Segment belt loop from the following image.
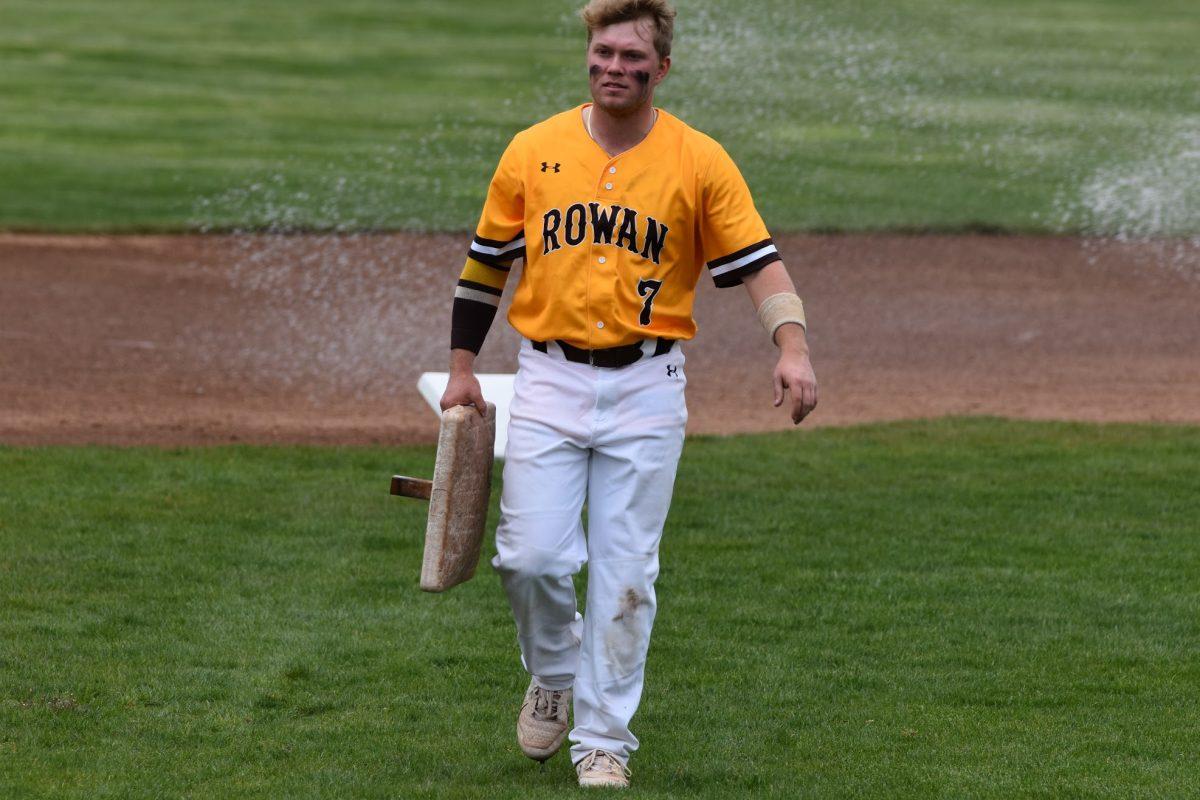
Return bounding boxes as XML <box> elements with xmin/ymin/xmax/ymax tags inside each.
<box><xmin>532</xmin><ymin>340</ymin><xmax>548</xmax><ymax>354</ymax></box>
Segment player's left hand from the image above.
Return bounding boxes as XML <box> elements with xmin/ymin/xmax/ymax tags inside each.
<box><xmin>773</xmin><ymin>349</ymin><xmax>818</xmax><ymax>424</ymax></box>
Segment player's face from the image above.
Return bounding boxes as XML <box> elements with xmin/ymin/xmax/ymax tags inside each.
<box><xmin>587</xmin><ymin>19</ymin><xmax>670</xmax><ymax>116</ymax></box>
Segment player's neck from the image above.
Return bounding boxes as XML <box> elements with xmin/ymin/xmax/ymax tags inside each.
<box><xmin>586</xmin><ymin>103</ymin><xmax>658</xmax><ymax>157</ymax></box>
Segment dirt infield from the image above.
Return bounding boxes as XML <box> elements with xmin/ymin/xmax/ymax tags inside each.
<box><xmin>1</xmin><ymin>232</ymin><xmax>1197</xmax><ymax>446</ymax></box>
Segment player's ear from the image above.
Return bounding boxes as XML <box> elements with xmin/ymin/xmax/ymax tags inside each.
<box><xmin>656</xmin><ymin>55</ymin><xmax>671</xmax><ymax>83</ymax></box>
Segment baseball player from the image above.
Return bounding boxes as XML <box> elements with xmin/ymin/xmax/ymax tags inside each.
<box><xmin>440</xmin><ymin>0</ymin><xmax>816</xmax><ymax>788</ymax></box>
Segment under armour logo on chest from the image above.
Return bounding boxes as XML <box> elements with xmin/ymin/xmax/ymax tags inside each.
<box><xmin>541</xmin><ymin>162</ymin><xmax>561</xmax><ymax>173</ymax></box>
<box><xmin>666</xmin><ymin>365</ymin><xmax>678</xmax><ymax>378</ymax></box>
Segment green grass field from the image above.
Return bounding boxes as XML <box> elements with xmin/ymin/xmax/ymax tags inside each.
<box><xmin>3</xmin><ymin>419</ymin><xmax>1198</xmax><ymax>798</ymax></box>
<box><xmin>1</xmin><ymin>0</ymin><xmax>1197</xmax><ymax>233</ymax></box>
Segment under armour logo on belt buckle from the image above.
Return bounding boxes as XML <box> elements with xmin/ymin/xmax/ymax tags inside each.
<box><xmin>540</xmin><ymin>162</ymin><xmax>561</xmax><ymax>173</ymax></box>
<box><xmin>666</xmin><ymin>364</ymin><xmax>678</xmax><ymax>378</ymax></box>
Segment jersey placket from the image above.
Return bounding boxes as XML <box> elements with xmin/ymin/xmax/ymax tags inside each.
<box><xmin>588</xmin><ymin>158</ymin><xmax>622</xmax><ymax>352</ymax></box>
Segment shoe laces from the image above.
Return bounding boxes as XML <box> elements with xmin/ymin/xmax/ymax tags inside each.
<box><xmin>578</xmin><ymin>749</ymin><xmax>631</xmax><ymax>778</ymax></box>
<box><xmin>532</xmin><ymin>686</ymin><xmax>566</xmax><ymax>721</ymax></box>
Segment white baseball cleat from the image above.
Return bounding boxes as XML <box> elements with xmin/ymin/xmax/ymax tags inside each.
<box><xmin>575</xmin><ymin>749</ymin><xmax>631</xmax><ymax>788</ymax></box>
<box><xmin>517</xmin><ymin>680</ymin><xmax>571</xmax><ymax>761</ymax></box>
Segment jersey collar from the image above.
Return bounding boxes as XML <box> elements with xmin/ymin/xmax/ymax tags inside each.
<box><xmin>579</xmin><ymin>103</ymin><xmax>664</xmax><ymax>162</ymax></box>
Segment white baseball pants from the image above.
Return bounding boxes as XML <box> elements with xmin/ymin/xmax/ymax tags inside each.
<box><xmin>492</xmin><ymin>339</ymin><xmax>687</xmax><ymax>766</ymax></box>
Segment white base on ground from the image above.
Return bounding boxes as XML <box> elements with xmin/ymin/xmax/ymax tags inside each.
<box><xmin>417</xmin><ymin>372</ymin><xmax>516</xmax><ymax>459</ymax></box>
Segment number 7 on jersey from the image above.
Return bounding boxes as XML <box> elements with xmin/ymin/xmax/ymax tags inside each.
<box><xmin>637</xmin><ymin>278</ymin><xmax>663</xmax><ymax>326</ymax></box>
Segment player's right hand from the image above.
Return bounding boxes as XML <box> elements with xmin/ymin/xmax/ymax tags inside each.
<box><xmin>440</xmin><ymin>372</ymin><xmax>487</xmax><ymax>415</ymax></box>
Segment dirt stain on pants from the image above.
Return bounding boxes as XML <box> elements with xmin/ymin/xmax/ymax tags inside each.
<box><xmin>603</xmin><ymin>588</ymin><xmax>650</xmax><ymax>677</ymax></box>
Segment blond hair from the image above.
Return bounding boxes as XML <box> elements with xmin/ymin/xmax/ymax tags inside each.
<box><xmin>579</xmin><ymin>0</ymin><xmax>676</xmax><ymax>60</ymax></box>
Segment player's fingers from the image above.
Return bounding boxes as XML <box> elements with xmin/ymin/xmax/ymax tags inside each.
<box><xmin>799</xmin><ymin>382</ymin><xmax>816</xmax><ymax>423</ymax></box>
<box><xmin>440</xmin><ymin>380</ymin><xmax>470</xmax><ymax>411</ymax></box>
<box><xmin>773</xmin><ymin>370</ymin><xmax>784</xmax><ymax>407</ymax></box>
<box><xmin>791</xmin><ymin>378</ymin><xmax>818</xmax><ymax>424</ymax></box>
<box><xmin>470</xmin><ymin>386</ymin><xmax>487</xmax><ymax>415</ymax></box>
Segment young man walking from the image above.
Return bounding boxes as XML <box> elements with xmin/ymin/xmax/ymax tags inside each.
<box><xmin>440</xmin><ymin>0</ymin><xmax>817</xmax><ymax>788</ymax></box>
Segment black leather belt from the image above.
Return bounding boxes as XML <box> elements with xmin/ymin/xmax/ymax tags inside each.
<box><xmin>531</xmin><ymin>337</ymin><xmax>675</xmax><ymax>368</ymax></box>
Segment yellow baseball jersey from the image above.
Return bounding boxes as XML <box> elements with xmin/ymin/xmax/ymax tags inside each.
<box><xmin>451</xmin><ymin>104</ymin><xmax>781</xmax><ymax>353</ymax></box>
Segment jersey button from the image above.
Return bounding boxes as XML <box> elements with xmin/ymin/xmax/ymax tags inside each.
<box><xmin>596</xmin><ymin>321</ymin><xmax>605</xmax><ymax>329</ymax></box>
<box><xmin>598</xmin><ymin>256</ymin><xmax>607</xmax><ymax>264</ymax></box>
<box><xmin>609</xmin><ymin>166</ymin><xmax>617</xmax><ymax>174</ymax></box>
<box><xmin>604</xmin><ymin>182</ymin><xmax>613</xmax><ymax>190</ymax></box>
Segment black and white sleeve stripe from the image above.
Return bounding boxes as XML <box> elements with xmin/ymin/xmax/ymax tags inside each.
<box><xmin>451</xmin><ymin>231</ymin><xmax>523</xmax><ymax>352</ymax></box>
<box><xmin>706</xmin><ymin>238</ymin><xmax>781</xmax><ymax>288</ymax></box>
<box><xmin>454</xmin><ymin>279</ymin><xmax>503</xmax><ymax>307</ymax></box>
<box><xmin>468</xmin><ymin>231</ymin><xmax>526</xmax><ymax>270</ymax></box>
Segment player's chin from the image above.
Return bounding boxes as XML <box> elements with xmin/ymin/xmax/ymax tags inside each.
<box><xmin>592</xmin><ymin>93</ymin><xmax>640</xmax><ymax>115</ymax></box>
<box><xmin>591</xmin><ymin>88</ymin><xmax>622</xmax><ymax>105</ymax></box>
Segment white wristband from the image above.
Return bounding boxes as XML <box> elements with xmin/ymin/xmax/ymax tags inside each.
<box><xmin>757</xmin><ymin>292</ymin><xmax>806</xmax><ymax>342</ymax></box>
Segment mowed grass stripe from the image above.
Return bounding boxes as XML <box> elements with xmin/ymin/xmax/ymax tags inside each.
<box><xmin>1</xmin><ymin>419</ymin><xmax>1198</xmax><ymax>798</ymax></box>
<box><xmin>1</xmin><ymin>1</ymin><xmax>1196</xmax><ymax>232</ymax></box>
